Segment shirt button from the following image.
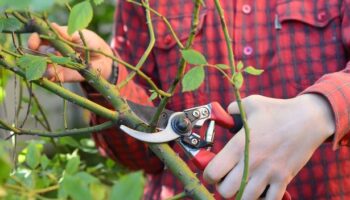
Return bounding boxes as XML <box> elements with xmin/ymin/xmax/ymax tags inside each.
<box><xmin>242</xmin><ymin>4</ymin><xmax>252</xmax><ymax>14</ymax></box>
<box><xmin>317</xmin><ymin>11</ymin><xmax>327</xmax><ymax>21</ymax></box>
<box><xmin>243</xmin><ymin>46</ymin><xmax>253</xmax><ymax>56</ymax></box>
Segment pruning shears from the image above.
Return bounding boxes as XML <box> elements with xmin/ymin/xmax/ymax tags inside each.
<box><xmin>121</xmin><ymin>101</ymin><xmax>243</xmax><ymax>170</ymax></box>
<box><xmin>120</xmin><ymin>100</ymin><xmax>292</xmax><ymax>200</ymax></box>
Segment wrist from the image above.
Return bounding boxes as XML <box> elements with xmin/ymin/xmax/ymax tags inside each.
<box><xmin>297</xmin><ymin>94</ymin><xmax>335</xmax><ymax>138</ymax></box>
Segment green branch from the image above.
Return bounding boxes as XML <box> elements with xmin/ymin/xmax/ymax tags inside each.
<box><xmin>213</xmin><ymin>1</ymin><xmax>251</xmax><ymax>199</ymax></box>
<box><xmin>127</xmin><ymin>0</ymin><xmax>184</xmax><ymax>49</ymax></box>
<box><xmin>3</xmin><ymin>11</ymin><xmax>214</xmax><ymax>200</ymax></box>
<box><xmin>149</xmin><ymin>0</ymin><xmax>202</xmax><ymax>128</ymax></box>
<box><xmin>38</xmin><ymin>33</ymin><xmax>171</xmax><ymax>97</ymax></box>
<box><xmin>0</xmin><ymin>120</ymin><xmax>114</xmax><ymax>138</ymax></box>
<box><xmin>117</xmin><ymin>0</ymin><xmax>156</xmax><ymax>89</ymax></box>
<box><xmin>0</xmin><ymin>58</ymin><xmax>117</xmax><ymax>120</ymax></box>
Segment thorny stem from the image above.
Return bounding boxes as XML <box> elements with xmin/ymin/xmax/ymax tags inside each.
<box><xmin>117</xmin><ymin>0</ymin><xmax>156</xmax><ymax>89</ymax></box>
<box><xmin>127</xmin><ymin>0</ymin><xmax>185</xmax><ymax>49</ymax></box>
<box><xmin>0</xmin><ymin>58</ymin><xmax>117</xmax><ymax>121</ymax></box>
<box><xmin>165</xmin><ymin>192</ymin><xmax>188</xmax><ymax>200</ymax></box>
<box><xmin>15</xmin><ymin>79</ymin><xmax>23</xmax><ymax>124</ymax></box>
<box><xmin>0</xmin><ymin>120</ymin><xmax>114</xmax><ymax>138</ymax></box>
<box><xmin>1</xmin><ymin>11</ymin><xmax>213</xmax><ymax>200</ymax></box>
<box><xmin>214</xmin><ymin>0</ymin><xmax>251</xmax><ymax>199</ymax></box>
<box><xmin>32</xmin><ymin>184</ymin><xmax>59</xmax><ymax>194</ymax></box>
<box><xmin>149</xmin><ymin>0</ymin><xmax>202</xmax><ymax>128</ymax></box>
<box><xmin>65</xmin><ymin>2</ymin><xmax>90</xmax><ymax>65</ymax></box>
<box><xmin>52</xmin><ymin>64</ymin><xmax>68</xmax><ymax>129</ymax></box>
<box><xmin>78</xmin><ymin>31</ymin><xmax>90</xmax><ymax>65</ymax></box>
<box><xmin>23</xmin><ymin>81</ymin><xmax>52</xmax><ymax>130</ymax></box>
<box><xmin>4</xmin><ymin>183</ymin><xmax>59</xmax><ymax>195</ymax></box>
<box><xmin>38</xmin><ymin>34</ymin><xmax>171</xmax><ymax>97</ymax></box>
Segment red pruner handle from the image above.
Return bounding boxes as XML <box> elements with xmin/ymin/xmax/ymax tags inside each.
<box><xmin>191</xmin><ymin>149</ymin><xmax>216</xmax><ymax>171</ymax></box>
<box><xmin>210</xmin><ymin>102</ymin><xmax>243</xmax><ymax>133</ymax></box>
<box><xmin>283</xmin><ymin>191</ymin><xmax>292</xmax><ymax>200</ymax></box>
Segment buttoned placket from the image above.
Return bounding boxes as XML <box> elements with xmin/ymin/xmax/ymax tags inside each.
<box><xmin>233</xmin><ymin>1</ymin><xmax>255</xmax><ymax>61</ymax></box>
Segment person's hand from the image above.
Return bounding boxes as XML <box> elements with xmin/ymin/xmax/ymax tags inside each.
<box><xmin>203</xmin><ymin>94</ymin><xmax>335</xmax><ymax>199</ymax></box>
<box><xmin>28</xmin><ymin>23</ymin><xmax>113</xmax><ymax>82</ymax></box>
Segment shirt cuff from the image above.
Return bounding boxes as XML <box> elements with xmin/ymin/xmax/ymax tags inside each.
<box><xmin>301</xmin><ymin>71</ymin><xmax>350</xmax><ymax>150</ymax></box>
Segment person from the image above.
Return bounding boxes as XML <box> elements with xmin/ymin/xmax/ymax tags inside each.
<box><xmin>28</xmin><ymin>0</ymin><xmax>350</xmax><ymax>199</ymax></box>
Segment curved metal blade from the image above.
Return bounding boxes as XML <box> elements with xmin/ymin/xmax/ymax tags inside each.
<box><xmin>120</xmin><ymin>125</ymin><xmax>179</xmax><ymax>143</ymax></box>
<box><xmin>127</xmin><ymin>100</ymin><xmax>174</xmax><ymax>129</ymax></box>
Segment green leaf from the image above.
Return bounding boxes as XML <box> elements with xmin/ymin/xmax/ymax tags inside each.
<box><xmin>182</xmin><ymin>66</ymin><xmax>205</xmax><ymax>92</ymax></box>
<box><xmin>232</xmin><ymin>72</ymin><xmax>244</xmax><ymax>89</ymax></box>
<box><xmin>65</xmin><ymin>156</ymin><xmax>80</xmax><ymax>174</ymax></box>
<box><xmin>54</xmin><ymin>0</ymin><xmax>73</xmax><ymax>6</ymax></box>
<box><xmin>68</xmin><ymin>1</ymin><xmax>93</xmax><ymax>35</ymax></box>
<box><xmin>180</xmin><ymin>49</ymin><xmax>207</xmax><ymax>65</ymax></box>
<box><xmin>0</xmin><ymin>17</ymin><xmax>22</xmax><ymax>32</ymax></box>
<box><xmin>61</xmin><ymin>174</ymin><xmax>92</xmax><ymax>200</ymax></box>
<box><xmin>93</xmin><ymin>0</ymin><xmax>104</xmax><ymax>5</ymax></box>
<box><xmin>237</xmin><ymin>60</ymin><xmax>244</xmax><ymax>71</ymax></box>
<box><xmin>148</xmin><ymin>92</ymin><xmax>158</xmax><ymax>101</ymax></box>
<box><xmin>49</xmin><ymin>55</ymin><xmax>73</xmax><ymax>65</ymax></box>
<box><xmin>0</xmin><ymin>87</ymin><xmax>6</xmax><ymax>103</ymax></box>
<box><xmin>90</xmin><ymin>183</ymin><xmax>107</xmax><ymax>200</ymax></box>
<box><xmin>216</xmin><ymin>64</ymin><xmax>230</xmax><ymax>70</ymax></box>
<box><xmin>13</xmin><ymin>168</ymin><xmax>35</xmax><ymax>189</ymax></box>
<box><xmin>40</xmin><ymin>155</ymin><xmax>50</xmax><ymax>170</ymax></box>
<box><xmin>0</xmin><ymin>142</ymin><xmax>12</xmax><ymax>183</ymax></box>
<box><xmin>17</xmin><ymin>55</ymin><xmax>47</xmax><ymax>81</ymax></box>
<box><xmin>109</xmin><ymin>171</ymin><xmax>145</xmax><ymax>200</ymax></box>
<box><xmin>58</xmin><ymin>137</ymin><xmax>80</xmax><ymax>148</ymax></box>
<box><xmin>0</xmin><ymin>0</ymin><xmax>31</xmax><ymax>10</ymax></box>
<box><xmin>26</xmin><ymin>141</ymin><xmax>42</xmax><ymax>169</ymax></box>
<box><xmin>244</xmin><ymin>66</ymin><xmax>264</xmax><ymax>76</ymax></box>
<box><xmin>30</xmin><ymin>0</ymin><xmax>55</xmax><ymax>11</ymax></box>
<box><xmin>75</xmin><ymin>172</ymin><xmax>99</xmax><ymax>184</ymax></box>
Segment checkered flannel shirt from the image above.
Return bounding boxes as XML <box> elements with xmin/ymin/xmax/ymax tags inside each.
<box><xmin>83</xmin><ymin>0</ymin><xmax>350</xmax><ymax>199</ymax></box>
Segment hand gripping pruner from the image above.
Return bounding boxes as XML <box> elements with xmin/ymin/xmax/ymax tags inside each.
<box><xmin>120</xmin><ymin>101</ymin><xmax>292</xmax><ymax>200</ymax></box>
<box><xmin>120</xmin><ymin>101</ymin><xmax>243</xmax><ymax>171</ymax></box>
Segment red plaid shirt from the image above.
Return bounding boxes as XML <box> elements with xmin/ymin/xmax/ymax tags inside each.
<box><xmin>85</xmin><ymin>0</ymin><xmax>350</xmax><ymax>199</ymax></box>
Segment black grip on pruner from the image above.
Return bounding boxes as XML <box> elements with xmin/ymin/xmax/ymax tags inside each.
<box><xmin>229</xmin><ymin>114</ymin><xmax>243</xmax><ymax>133</ymax></box>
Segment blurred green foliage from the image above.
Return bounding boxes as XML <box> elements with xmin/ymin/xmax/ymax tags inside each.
<box><xmin>0</xmin><ymin>0</ymin><xmax>147</xmax><ymax>199</ymax></box>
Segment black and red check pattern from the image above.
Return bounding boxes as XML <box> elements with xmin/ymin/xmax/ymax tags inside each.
<box><xmin>85</xmin><ymin>0</ymin><xmax>350</xmax><ymax>199</ymax></box>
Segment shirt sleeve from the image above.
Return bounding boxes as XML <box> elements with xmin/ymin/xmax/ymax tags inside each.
<box><xmin>80</xmin><ymin>0</ymin><xmax>164</xmax><ymax>174</ymax></box>
<box><xmin>302</xmin><ymin>0</ymin><xmax>350</xmax><ymax>149</ymax></box>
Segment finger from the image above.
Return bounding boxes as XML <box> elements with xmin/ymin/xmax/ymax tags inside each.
<box><xmin>28</xmin><ymin>33</ymin><xmax>41</xmax><ymax>50</ymax></box>
<box><xmin>45</xmin><ymin>65</ymin><xmax>84</xmax><ymax>82</ymax></box>
<box><xmin>265</xmin><ymin>182</ymin><xmax>287</xmax><ymax>200</ymax></box>
<box><xmin>204</xmin><ymin>130</ymin><xmax>244</xmax><ymax>184</ymax></box>
<box><xmin>60</xmin><ymin>68</ymin><xmax>84</xmax><ymax>82</ymax></box>
<box><xmin>51</xmin><ymin>23</ymin><xmax>73</xmax><ymax>41</ymax></box>
<box><xmin>216</xmin><ymin>159</ymin><xmax>244</xmax><ymax>199</ymax></box>
<box><xmin>241</xmin><ymin>172</ymin><xmax>269</xmax><ymax>200</ymax></box>
<box><xmin>45</xmin><ymin>65</ymin><xmax>62</xmax><ymax>82</ymax></box>
<box><xmin>38</xmin><ymin>45</ymin><xmax>56</xmax><ymax>55</ymax></box>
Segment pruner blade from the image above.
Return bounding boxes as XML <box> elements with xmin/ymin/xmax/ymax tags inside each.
<box><xmin>120</xmin><ymin>112</ymin><xmax>189</xmax><ymax>143</ymax></box>
<box><xmin>120</xmin><ymin>125</ymin><xmax>180</xmax><ymax>143</ymax></box>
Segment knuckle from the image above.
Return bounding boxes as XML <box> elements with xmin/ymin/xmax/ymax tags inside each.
<box><xmin>267</xmin><ymin>164</ymin><xmax>291</xmax><ymax>183</ymax></box>
<box><xmin>243</xmin><ymin>95</ymin><xmax>263</xmax><ymax>111</ymax></box>
<box><xmin>217</xmin><ymin>185</ymin><xmax>234</xmax><ymax>199</ymax></box>
<box><xmin>203</xmin><ymin>168</ymin><xmax>221</xmax><ymax>184</ymax></box>
<box><xmin>242</xmin><ymin>190</ymin><xmax>255</xmax><ymax>200</ymax></box>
